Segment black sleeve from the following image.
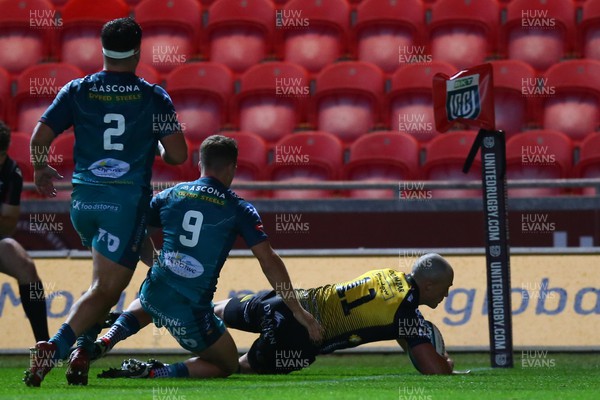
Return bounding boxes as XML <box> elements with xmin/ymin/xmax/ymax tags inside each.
<box><xmin>5</xmin><ymin>163</ymin><xmax>23</xmax><ymax>206</ymax></box>
<box><xmin>395</xmin><ymin>292</ymin><xmax>431</xmax><ymax>348</ymax></box>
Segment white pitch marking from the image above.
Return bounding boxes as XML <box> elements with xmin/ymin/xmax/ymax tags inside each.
<box><xmin>236</xmin><ymin>374</ymin><xmax>402</xmax><ymax>388</ymax></box>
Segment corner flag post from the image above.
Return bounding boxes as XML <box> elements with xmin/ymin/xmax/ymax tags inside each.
<box><xmin>433</xmin><ymin>64</ymin><xmax>514</xmax><ymax>367</ymax></box>
<box><xmin>463</xmin><ymin>129</ymin><xmax>514</xmax><ymax>368</ymax></box>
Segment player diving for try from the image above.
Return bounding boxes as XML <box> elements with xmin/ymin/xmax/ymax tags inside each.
<box><xmin>91</xmin><ymin>135</ymin><xmax>321</xmax><ymax>380</ymax></box>
<box><xmin>95</xmin><ymin>252</ymin><xmax>456</xmax><ymax>376</ymax></box>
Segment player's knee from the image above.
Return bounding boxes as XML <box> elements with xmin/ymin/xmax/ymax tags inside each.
<box><xmin>0</xmin><ymin>238</ymin><xmax>18</xmax><ymax>259</ymax></box>
<box><xmin>211</xmin><ymin>347</ymin><xmax>240</xmax><ymax>377</ymax></box>
<box><xmin>20</xmin><ymin>257</ymin><xmax>38</xmax><ymax>282</ymax></box>
<box><xmin>0</xmin><ymin>239</ymin><xmax>38</xmax><ymax>282</ymax></box>
<box><xmin>219</xmin><ymin>360</ymin><xmax>239</xmax><ymax>377</ymax></box>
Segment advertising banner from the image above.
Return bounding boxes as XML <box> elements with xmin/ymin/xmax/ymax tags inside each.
<box><xmin>0</xmin><ymin>254</ymin><xmax>598</xmax><ymax>352</ymax></box>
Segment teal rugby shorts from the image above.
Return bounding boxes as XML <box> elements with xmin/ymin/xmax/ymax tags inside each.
<box><xmin>70</xmin><ymin>184</ymin><xmax>150</xmax><ymax>269</ymax></box>
<box><xmin>138</xmin><ymin>274</ymin><xmax>226</xmax><ymax>353</ymax></box>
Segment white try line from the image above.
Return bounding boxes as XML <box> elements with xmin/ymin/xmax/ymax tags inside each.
<box><xmin>235</xmin><ymin>374</ymin><xmax>401</xmax><ymax>388</ymax></box>
<box><xmin>466</xmin><ymin>367</ymin><xmax>494</xmax><ymax>373</ymax></box>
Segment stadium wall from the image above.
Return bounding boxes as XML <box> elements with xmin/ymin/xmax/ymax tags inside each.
<box><xmin>0</xmin><ymin>252</ymin><xmax>598</xmax><ymax>353</ymax></box>
<box><xmin>15</xmin><ymin>196</ymin><xmax>600</xmax><ymax>250</ymax></box>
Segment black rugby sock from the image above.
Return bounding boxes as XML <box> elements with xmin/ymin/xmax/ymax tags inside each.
<box><xmin>19</xmin><ymin>281</ymin><xmax>50</xmax><ymax>342</ymax></box>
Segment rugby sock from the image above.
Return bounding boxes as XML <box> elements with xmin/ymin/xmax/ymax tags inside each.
<box><xmin>49</xmin><ymin>323</ymin><xmax>77</xmax><ymax>360</ymax></box>
<box><xmin>19</xmin><ymin>282</ymin><xmax>50</xmax><ymax>342</ymax></box>
<box><xmin>100</xmin><ymin>311</ymin><xmax>141</xmax><ymax>350</ymax></box>
<box><xmin>76</xmin><ymin>323</ymin><xmax>102</xmax><ymax>354</ymax></box>
<box><xmin>149</xmin><ymin>362</ymin><xmax>189</xmax><ymax>378</ymax></box>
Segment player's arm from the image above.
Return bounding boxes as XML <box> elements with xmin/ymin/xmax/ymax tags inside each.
<box><xmin>408</xmin><ymin>343</ymin><xmax>453</xmax><ymax>375</ymax></box>
<box><xmin>154</xmin><ymin>85</ymin><xmax>188</xmax><ymax>165</ymax></box>
<box><xmin>250</xmin><ymin>240</ymin><xmax>323</xmax><ymax>342</ymax></box>
<box><xmin>30</xmin><ymin>122</ymin><xmax>63</xmax><ymax>197</ymax></box>
<box><xmin>397</xmin><ymin>338</ymin><xmax>409</xmax><ymax>353</ymax></box>
<box><xmin>140</xmin><ymin>191</ymin><xmax>167</xmax><ymax>267</ymax></box>
<box><xmin>158</xmin><ymin>133</ymin><xmax>187</xmax><ymax>165</ymax></box>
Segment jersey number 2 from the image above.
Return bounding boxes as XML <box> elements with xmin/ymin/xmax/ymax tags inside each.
<box><xmin>179</xmin><ymin>210</ymin><xmax>203</xmax><ymax>247</ymax></box>
<box><xmin>103</xmin><ymin>113</ymin><xmax>125</xmax><ymax>150</ymax></box>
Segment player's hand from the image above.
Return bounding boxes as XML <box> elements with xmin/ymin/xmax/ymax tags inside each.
<box><xmin>444</xmin><ymin>352</ymin><xmax>454</xmax><ymax>371</ymax></box>
<box><xmin>34</xmin><ymin>165</ymin><xmax>63</xmax><ymax>197</ymax></box>
<box><xmin>293</xmin><ymin>308</ymin><xmax>324</xmax><ymax>344</ymax></box>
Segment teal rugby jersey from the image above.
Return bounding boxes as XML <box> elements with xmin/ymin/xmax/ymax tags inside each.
<box><xmin>147</xmin><ymin>177</ymin><xmax>268</xmax><ymax>305</ymax></box>
<box><xmin>40</xmin><ymin>70</ymin><xmax>180</xmax><ymax>188</ymax></box>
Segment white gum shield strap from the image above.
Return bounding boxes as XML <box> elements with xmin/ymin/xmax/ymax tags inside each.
<box><xmin>102</xmin><ymin>48</ymin><xmax>139</xmax><ymax>59</ymax></box>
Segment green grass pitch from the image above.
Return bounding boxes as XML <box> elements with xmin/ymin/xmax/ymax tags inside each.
<box><xmin>0</xmin><ymin>353</ymin><xmax>598</xmax><ymax>400</ymax></box>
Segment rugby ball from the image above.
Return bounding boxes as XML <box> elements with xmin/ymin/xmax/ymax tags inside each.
<box><xmin>408</xmin><ymin>320</ymin><xmax>445</xmax><ymax>371</ymax></box>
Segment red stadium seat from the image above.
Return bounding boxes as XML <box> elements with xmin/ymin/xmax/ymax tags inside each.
<box><xmin>206</xmin><ymin>0</ymin><xmax>274</xmax><ymax>74</ymax></box>
<box><xmin>165</xmin><ymin>62</ymin><xmax>234</xmax><ymax>144</ymax></box>
<box><xmin>490</xmin><ymin>60</ymin><xmax>538</xmax><ymax>137</ymax></box>
<box><xmin>0</xmin><ymin>67</ymin><xmax>11</xmax><ymax>122</ymax></box>
<box><xmin>387</xmin><ymin>61</ymin><xmax>456</xmax><ymax>143</ymax></box>
<box><xmin>575</xmin><ymin>132</ymin><xmax>600</xmax><ymax>195</ymax></box>
<box><xmin>428</xmin><ymin>0</ymin><xmax>499</xmax><ymax>70</ymax></box>
<box><xmin>506</xmin><ymin>130</ymin><xmax>573</xmax><ymax>197</ymax></box>
<box><xmin>231</xmin><ymin>62</ymin><xmax>309</xmax><ymax>144</ymax></box>
<box><xmin>542</xmin><ymin>60</ymin><xmax>600</xmax><ymax>142</ymax></box>
<box><xmin>0</xmin><ymin>0</ymin><xmax>55</xmax><ymax>74</ymax></box>
<box><xmin>311</xmin><ymin>61</ymin><xmax>384</xmax><ymax>143</ymax></box>
<box><xmin>135</xmin><ymin>62</ymin><xmax>161</xmax><ymax>84</ymax></box>
<box><xmin>343</xmin><ymin>131</ymin><xmax>420</xmax><ymax>199</ymax></box>
<box><xmin>279</xmin><ymin>0</ymin><xmax>350</xmax><ymax>75</ymax></box>
<box><xmin>6</xmin><ymin>131</ymin><xmax>34</xmax><ymax>182</ymax></box>
<box><xmin>502</xmin><ymin>0</ymin><xmax>575</xmax><ymax>72</ymax></box>
<box><xmin>134</xmin><ymin>0</ymin><xmax>202</xmax><ymax>76</ymax></box>
<box><xmin>152</xmin><ymin>155</ymin><xmax>187</xmax><ymax>182</ymax></box>
<box><xmin>58</xmin><ymin>0</ymin><xmax>130</xmax><ymax>74</ymax></box>
<box><xmin>270</xmin><ymin>131</ymin><xmax>343</xmax><ymax>199</ymax></box>
<box><xmin>581</xmin><ymin>0</ymin><xmax>600</xmax><ymax>60</ymax></box>
<box><xmin>12</xmin><ymin>63</ymin><xmax>84</xmax><ymax>135</ymax></box>
<box><xmin>354</xmin><ymin>0</ymin><xmax>425</xmax><ymax>75</ymax></box>
<box><xmin>222</xmin><ymin>130</ymin><xmax>268</xmax><ymax>199</ymax></box>
<box><xmin>423</xmin><ymin>130</ymin><xmax>481</xmax><ymax>198</ymax></box>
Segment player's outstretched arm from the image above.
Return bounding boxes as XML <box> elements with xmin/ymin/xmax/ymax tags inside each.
<box><xmin>30</xmin><ymin>122</ymin><xmax>63</xmax><ymax>197</ymax></box>
<box><xmin>158</xmin><ymin>132</ymin><xmax>187</xmax><ymax>165</ymax></box>
<box><xmin>251</xmin><ymin>241</ymin><xmax>323</xmax><ymax>343</ymax></box>
<box><xmin>409</xmin><ymin>343</ymin><xmax>453</xmax><ymax>375</ymax></box>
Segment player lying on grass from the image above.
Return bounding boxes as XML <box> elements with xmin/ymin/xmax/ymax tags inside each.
<box><xmin>90</xmin><ymin>135</ymin><xmax>321</xmax><ymax>380</ymax></box>
<box><xmin>95</xmin><ymin>253</ymin><xmax>455</xmax><ymax>377</ymax></box>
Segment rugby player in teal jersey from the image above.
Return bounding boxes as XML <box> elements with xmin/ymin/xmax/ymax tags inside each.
<box><xmin>24</xmin><ymin>18</ymin><xmax>188</xmax><ymax>387</ymax></box>
<box><xmin>95</xmin><ymin>135</ymin><xmax>322</xmax><ymax>379</ymax></box>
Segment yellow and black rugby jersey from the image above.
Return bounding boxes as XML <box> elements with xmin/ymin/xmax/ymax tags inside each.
<box><xmin>297</xmin><ymin>269</ymin><xmax>429</xmax><ymax>353</ymax></box>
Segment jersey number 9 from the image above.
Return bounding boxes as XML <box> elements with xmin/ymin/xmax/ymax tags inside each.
<box><xmin>179</xmin><ymin>210</ymin><xmax>204</xmax><ymax>247</ymax></box>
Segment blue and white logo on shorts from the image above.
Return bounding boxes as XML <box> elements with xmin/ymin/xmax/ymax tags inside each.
<box><xmin>161</xmin><ymin>251</ymin><xmax>204</xmax><ymax>278</ymax></box>
<box><xmin>88</xmin><ymin>158</ymin><xmax>130</xmax><ymax>179</ymax></box>
<box><xmin>98</xmin><ymin>228</ymin><xmax>120</xmax><ymax>252</ymax></box>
